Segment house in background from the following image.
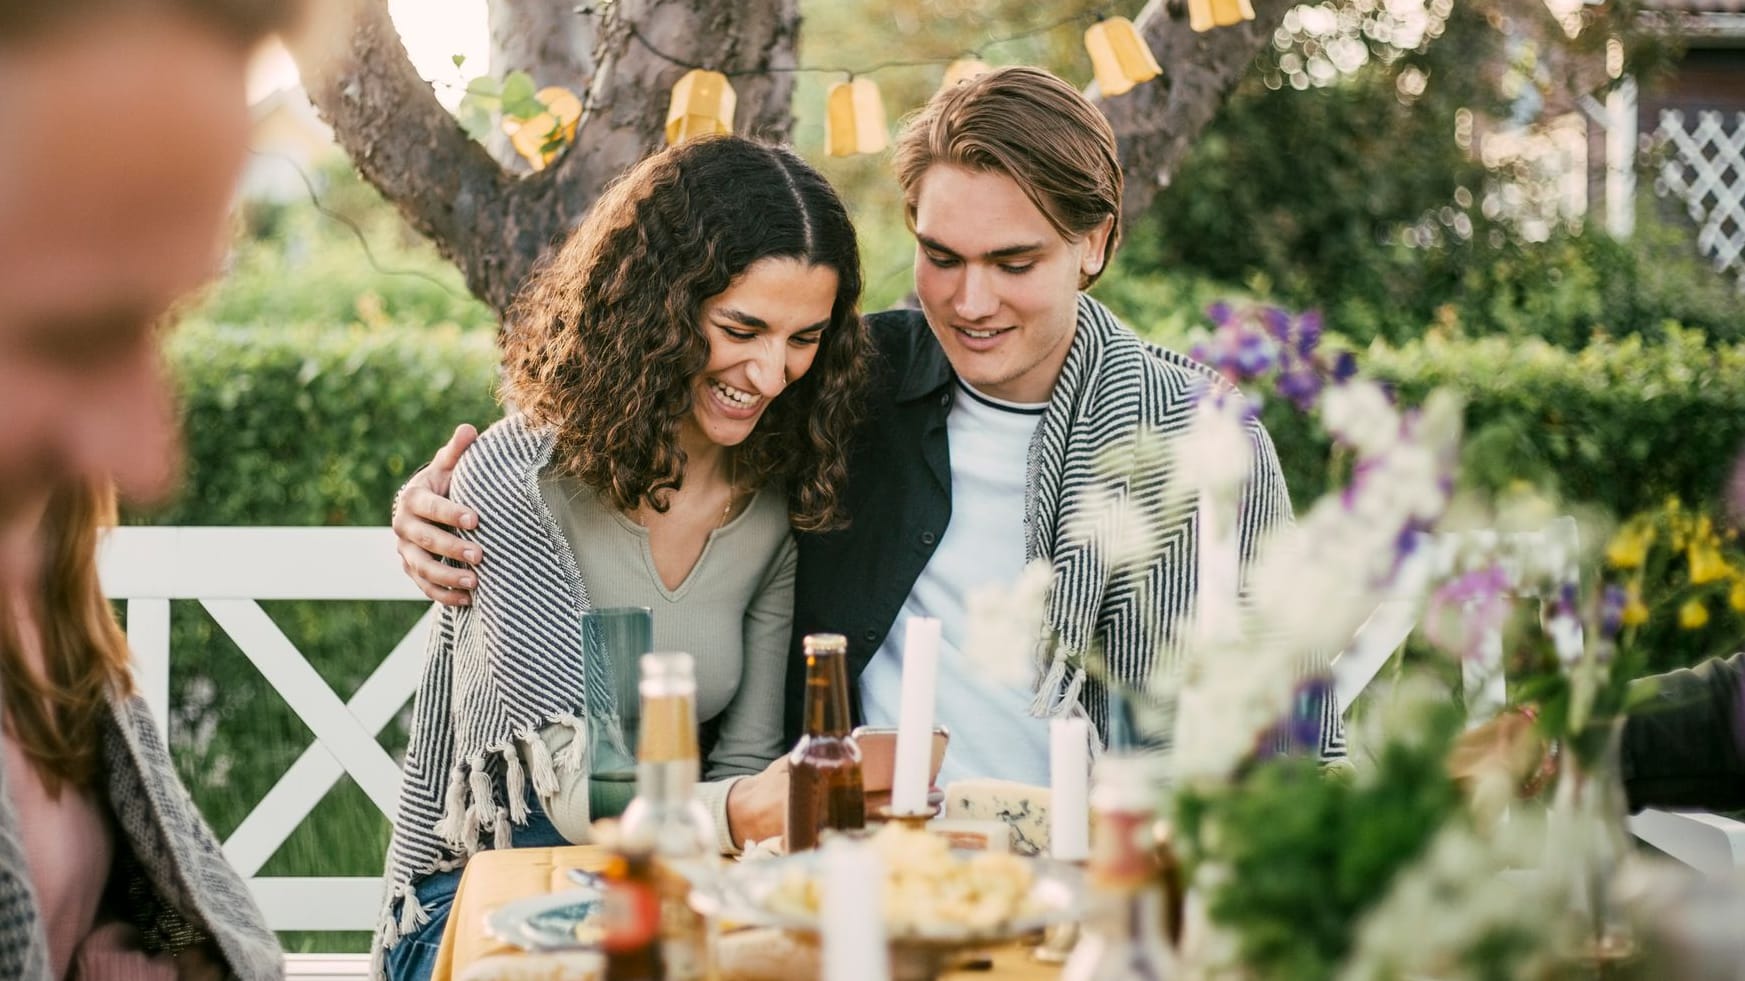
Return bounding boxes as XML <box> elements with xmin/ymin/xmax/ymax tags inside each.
<box><xmin>1599</xmin><ymin>0</ymin><xmax>1745</xmax><ymax>283</ymax></box>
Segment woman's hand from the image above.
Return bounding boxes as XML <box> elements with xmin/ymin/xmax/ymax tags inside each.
<box><xmin>725</xmin><ymin>756</ymin><xmax>790</xmax><ymax>850</ymax></box>
<box><xmin>394</xmin><ymin>424</ymin><xmax>483</xmax><ymax>605</ymax></box>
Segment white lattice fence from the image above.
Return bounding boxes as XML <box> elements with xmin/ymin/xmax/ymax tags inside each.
<box><xmin>1656</xmin><ymin>109</ymin><xmax>1745</xmax><ymax>285</ymax></box>
<box><xmin>98</xmin><ymin>527</ymin><xmax>429</xmax><ymax>933</ymax></box>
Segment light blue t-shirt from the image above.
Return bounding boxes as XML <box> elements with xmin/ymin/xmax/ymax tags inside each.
<box><xmin>859</xmin><ymin>380</ymin><xmax>1052</xmax><ymax>787</ymax></box>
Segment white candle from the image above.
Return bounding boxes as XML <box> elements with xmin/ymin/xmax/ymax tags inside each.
<box><xmin>822</xmin><ymin>840</ymin><xmax>889</xmax><ymax>980</ymax></box>
<box><xmin>890</xmin><ymin>616</ymin><xmax>941</xmax><ymax>816</ymax></box>
<box><xmin>1050</xmin><ymin>717</ymin><xmax>1090</xmax><ymax>861</ymax></box>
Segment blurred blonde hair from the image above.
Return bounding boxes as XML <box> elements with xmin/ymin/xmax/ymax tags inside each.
<box><xmin>0</xmin><ymin>482</ymin><xmax>135</xmax><ymax>797</ymax></box>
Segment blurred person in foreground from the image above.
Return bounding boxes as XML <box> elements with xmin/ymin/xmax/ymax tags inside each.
<box><xmin>0</xmin><ymin>1</ymin><xmax>298</xmax><ymax>976</ymax></box>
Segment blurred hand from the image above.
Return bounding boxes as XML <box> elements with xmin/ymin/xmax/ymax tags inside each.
<box><xmin>394</xmin><ymin>423</ymin><xmax>481</xmax><ymax>606</ymax></box>
<box><xmin>1447</xmin><ymin>708</ymin><xmax>1554</xmax><ymax>813</ymax></box>
<box><xmin>726</xmin><ymin>756</ymin><xmax>791</xmax><ymax>850</ymax></box>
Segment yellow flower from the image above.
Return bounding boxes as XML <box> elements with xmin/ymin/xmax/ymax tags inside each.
<box><xmin>1679</xmin><ymin>598</ymin><xmax>1710</xmax><ymax>630</ymax></box>
<box><xmin>1622</xmin><ymin>583</ymin><xmax>1650</xmax><ymax>627</ymax></box>
<box><xmin>1731</xmin><ymin>579</ymin><xmax>1745</xmax><ymax>613</ymax></box>
<box><xmin>1606</xmin><ymin>525</ymin><xmax>1653</xmax><ymax>570</ymax></box>
<box><xmin>1689</xmin><ymin>541</ymin><xmax>1732</xmax><ymax>585</ymax></box>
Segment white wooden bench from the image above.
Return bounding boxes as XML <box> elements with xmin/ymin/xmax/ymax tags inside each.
<box><xmin>98</xmin><ymin>527</ymin><xmax>429</xmax><ymax>933</ymax></box>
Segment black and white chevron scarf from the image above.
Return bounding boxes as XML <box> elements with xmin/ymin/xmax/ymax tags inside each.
<box><xmin>1024</xmin><ymin>295</ymin><xmax>1343</xmax><ymax>761</ymax></box>
<box><xmin>373</xmin><ymin>416</ymin><xmax>611</xmax><ymax>973</ymax></box>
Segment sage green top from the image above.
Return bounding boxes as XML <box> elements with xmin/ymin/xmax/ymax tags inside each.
<box><xmin>532</xmin><ymin>473</ymin><xmax>796</xmax><ymax>853</ymax></box>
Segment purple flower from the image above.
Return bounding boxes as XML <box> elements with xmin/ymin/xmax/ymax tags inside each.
<box><xmin>1234</xmin><ymin>330</ymin><xmax>1275</xmax><ymax>378</ymax></box>
<box><xmin>1207</xmin><ymin>301</ymin><xmax>1233</xmax><ymax>327</ymax></box>
<box><xmin>1296</xmin><ymin>310</ymin><xmax>1324</xmax><ymax>357</ymax></box>
<box><xmin>1600</xmin><ymin>584</ymin><xmax>1626</xmax><ymax>639</ymax></box>
<box><xmin>1277</xmin><ymin>366</ymin><xmax>1323</xmax><ymax>412</ymax></box>
<box><xmin>1332</xmin><ymin>351</ymin><xmax>1358</xmax><ymax>382</ymax></box>
<box><xmin>1261</xmin><ymin>306</ymin><xmax>1292</xmax><ymax>343</ymax></box>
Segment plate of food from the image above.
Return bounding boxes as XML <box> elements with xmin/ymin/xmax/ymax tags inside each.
<box><xmin>692</xmin><ymin>822</ymin><xmax>1084</xmax><ymax>978</ymax></box>
<box><xmin>484</xmin><ymin>885</ymin><xmax>607</xmax><ymax>952</ymax></box>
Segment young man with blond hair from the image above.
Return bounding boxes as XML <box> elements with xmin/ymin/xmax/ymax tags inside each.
<box><xmin>395</xmin><ymin>66</ymin><xmax>1342</xmax><ymax>844</ymax></box>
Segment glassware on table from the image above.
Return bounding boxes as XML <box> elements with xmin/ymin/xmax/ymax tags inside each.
<box><xmin>582</xmin><ymin>606</ymin><xmax>652</xmax><ymax>820</ymax></box>
<box><xmin>786</xmin><ymin>633</ymin><xmax>866</xmax><ymax>851</ymax></box>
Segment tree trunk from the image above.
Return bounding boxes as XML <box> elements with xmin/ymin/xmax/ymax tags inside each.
<box><xmin>297</xmin><ymin>0</ymin><xmax>1279</xmax><ymax>313</ymax></box>
<box><xmin>293</xmin><ymin>0</ymin><xmax>799</xmax><ymax>317</ymax></box>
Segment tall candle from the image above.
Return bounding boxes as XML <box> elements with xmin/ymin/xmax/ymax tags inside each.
<box><xmin>1050</xmin><ymin>717</ymin><xmax>1090</xmax><ymax>861</ymax></box>
<box><xmin>890</xmin><ymin>616</ymin><xmax>941</xmax><ymax>815</ymax></box>
<box><xmin>822</xmin><ymin>840</ymin><xmax>889</xmax><ymax>981</ymax></box>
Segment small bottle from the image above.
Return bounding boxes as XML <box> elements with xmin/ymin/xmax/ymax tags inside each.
<box><xmin>601</xmin><ymin>846</ymin><xmax>664</xmax><ymax>981</ymax></box>
<box><xmin>1060</xmin><ymin>756</ymin><xmax>1178</xmax><ymax>981</ymax></box>
<box><xmin>616</xmin><ymin>652</ymin><xmax>716</xmax><ymax>980</ymax></box>
<box><xmin>786</xmin><ymin>633</ymin><xmax>866</xmax><ymax>852</ymax></box>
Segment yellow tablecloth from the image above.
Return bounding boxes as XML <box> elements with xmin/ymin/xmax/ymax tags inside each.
<box><xmin>435</xmin><ymin>845</ymin><xmax>1060</xmax><ymax>981</ymax></box>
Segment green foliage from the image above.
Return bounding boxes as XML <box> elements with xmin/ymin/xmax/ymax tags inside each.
<box><xmin>188</xmin><ymin>158</ymin><xmax>495</xmax><ymax>331</ymax></box>
<box><xmin>154</xmin><ymin>321</ymin><xmax>500</xmax><ymax>525</ymax></box>
<box><xmin>1176</xmin><ymin>700</ymin><xmax>1466</xmax><ymax>981</ymax></box>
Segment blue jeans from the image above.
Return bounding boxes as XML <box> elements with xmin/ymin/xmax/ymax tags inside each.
<box><xmin>383</xmin><ymin>796</ymin><xmax>570</xmax><ymax>981</ymax></box>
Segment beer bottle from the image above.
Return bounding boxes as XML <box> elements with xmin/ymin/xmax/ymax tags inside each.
<box><xmin>602</xmin><ymin>845</ymin><xmax>663</xmax><ymax>981</ymax></box>
<box><xmin>786</xmin><ymin>633</ymin><xmax>865</xmax><ymax>852</ymax></box>
<box><xmin>616</xmin><ymin>652</ymin><xmax>716</xmax><ymax>980</ymax></box>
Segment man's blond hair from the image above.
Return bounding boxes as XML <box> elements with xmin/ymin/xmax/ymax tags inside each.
<box><xmin>894</xmin><ymin>66</ymin><xmax>1123</xmax><ymax>288</ymax></box>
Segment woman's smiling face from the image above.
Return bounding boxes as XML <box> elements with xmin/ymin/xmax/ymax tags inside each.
<box><xmin>685</xmin><ymin>256</ymin><xmax>840</xmax><ymax>448</ymax></box>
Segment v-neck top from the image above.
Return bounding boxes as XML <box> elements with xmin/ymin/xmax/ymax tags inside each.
<box><xmin>537</xmin><ymin>474</ymin><xmax>794</xmax><ymax>773</ymax></box>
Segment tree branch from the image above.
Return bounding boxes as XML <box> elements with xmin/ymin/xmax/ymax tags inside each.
<box><xmin>1101</xmin><ymin>0</ymin><xmax>1294</xmax><ymax>225</ymax></box>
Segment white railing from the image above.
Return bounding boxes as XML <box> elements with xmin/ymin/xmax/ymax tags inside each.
<box><xmin>98</xmin><ymin>527</ymin><xmax>430</xmax><ymax>932</ymax></box>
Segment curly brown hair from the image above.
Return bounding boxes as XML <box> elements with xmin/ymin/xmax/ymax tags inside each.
<box><xmin>502</xmin><ymin>136</ymin><xmax>869</xmax><ymax>532</ymax></box>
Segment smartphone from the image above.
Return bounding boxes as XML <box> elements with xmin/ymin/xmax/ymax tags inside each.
<box><xmin>851</xmin><ymin>725</ymin><xmax>950</xmax><ymax>793</ymax></box>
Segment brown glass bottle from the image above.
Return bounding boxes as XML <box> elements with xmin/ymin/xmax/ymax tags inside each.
<box><xmin>601</xmin><ymin>846</ymin><xmax>664</xmax><ymax>981</ymax></box>
<box><xmin>785</xmin><ymin>633</ymin><xmax>865</xmax><ymax>852</ymax></box>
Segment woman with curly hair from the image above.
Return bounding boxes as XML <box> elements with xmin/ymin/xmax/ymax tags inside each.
<box><xmin>375</xmin><ymin>135</ymin><xmax>868</xmax><ymax>980</ymax></box>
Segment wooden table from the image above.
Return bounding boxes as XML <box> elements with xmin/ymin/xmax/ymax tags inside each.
<box><xmin>434</xmin><ymin>845</ymin><xmax>1060</xmax><ymax>981</ymax></box>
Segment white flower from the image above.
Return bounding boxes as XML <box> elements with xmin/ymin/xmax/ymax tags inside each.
<box><xmin>961</xmin><ymin>560</ymin><xmax>1054</xmax><ymax>686</ymax></box>
<box><xmin>1175</xmin><ymin>400</ymin><xmax>1252</xmax><ymax>499</ymax></box>
<box><xmin>1321</xmin><ymin>381</ymin><xmax>1400</xmax><ymax>457</ymax></box>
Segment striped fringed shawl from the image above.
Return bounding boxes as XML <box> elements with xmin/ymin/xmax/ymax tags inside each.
<box><xmin>1024</xmin><ymin>296</ymin><xmax>1345</xmax><ymax>761</ymax></box>
<box><xmin>372</xmin><ymin>416</ymin><xmax>615</xmax><ymax>975</ymax></box>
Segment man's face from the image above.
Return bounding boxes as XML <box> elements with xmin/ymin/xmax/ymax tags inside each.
<box><xmin>911</xmin><ymin>164</ymin><xmax>1112</xmax><ymax>405</ymax></box>
<box><xmin>0</xmin><ymin>14</ymin><xmax>250</xmax><ymax>523</ymax></box>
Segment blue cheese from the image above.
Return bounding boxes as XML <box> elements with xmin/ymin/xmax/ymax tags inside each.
<box><xmin>942</xmin><ymin>779</ymin><xmax>1051</xmax><ymax>857</ymax></box>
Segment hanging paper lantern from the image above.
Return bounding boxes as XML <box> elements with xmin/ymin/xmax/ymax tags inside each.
<box><xmin>665</xmin><ymin>69</ymin><xmax>736</xmax><ymax>146</ymax></box>
<box><xmin>824</xmin><ymin>77</ymin><xmax>889</xmax><ymax>157</ymax></box>
<box><xmin>1188</xmin><ymin>0</ymin><xmax>1256</xmax><ymax>33</ymax></box>
<box><xmin>940</xmin><ymin>58</ymin><xmax>992</xmax><ymax>92</ymax></box>
<box><xmin>1083</xmin><ymin>17</ymin><xmax>1162</xmax><ymax>97</ymax></box>
<box><xmin>504</xmin><ymin>86</ymin><xmax>583</xmax><ymax>171</ymax></box>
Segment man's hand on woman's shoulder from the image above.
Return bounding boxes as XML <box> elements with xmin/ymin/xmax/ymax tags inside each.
<box><xmin>394</xmin><ymin>423</ymin><xmax>484</xmax><ymax>606</ymax></box>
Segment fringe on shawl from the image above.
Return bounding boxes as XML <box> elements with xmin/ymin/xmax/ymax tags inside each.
<box><xmin>376</xmin><ymin>713</ymin><xmax>592</xmax><ymax>975</ymax></box>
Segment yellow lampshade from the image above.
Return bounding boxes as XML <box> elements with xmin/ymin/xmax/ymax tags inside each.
<box><xmin>1084</xmin><ymin>17</ymin><xmax>1162</xmax><ymax>97</ymax></box>
<box><xmin>1188</xmin><ymin>0</ymin><xmax>1256</xmax><ymax>32</ymax></box>
<box><xmin>824</xmin><ymin>77</ymin><xmax>889</xmax><ymax>157</ymax></box>
<box><xmin>664</xmin><ymin>69</ymin><xmax>736</xmax><ymax>146</ymax></box>
<box><xmin>504</xmin><ymin>86</ymin><xmax>582</xmax><ymax>170</ymax></box>
<box><xmin>940</xmin><ymin>58</ymin><xmax>992</xmax><ymax>92</ymax></box>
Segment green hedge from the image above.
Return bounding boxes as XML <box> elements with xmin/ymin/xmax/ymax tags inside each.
<box><xmin>1245</xmin><ymin>325</ymin><xmax>1745</xmax><ymax>521</ymax></box>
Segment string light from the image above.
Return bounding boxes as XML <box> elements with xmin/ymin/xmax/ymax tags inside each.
<box><xmin>1187</xmin><ymin>0</ymin><xmax>1256</xmax><ymax>33</ymax></box>
<box><xmin>1084</xmin><ymin>16</ymin><xmax>1161</xmax><ymax>96</ymax></box>
<box><xmin>618</xmin><ymin>8</ymin><xmax>1167</xmax><ymax>155</ymax></box>
<box><xmin>665</xmin><ymin>68</ymin><xmax>736</xmax><ymax>145</ymax></box>
<box><xmin>825</xmin><ymin>77</ymin><xmax>890</xmax><ymax>156</ymax></box>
